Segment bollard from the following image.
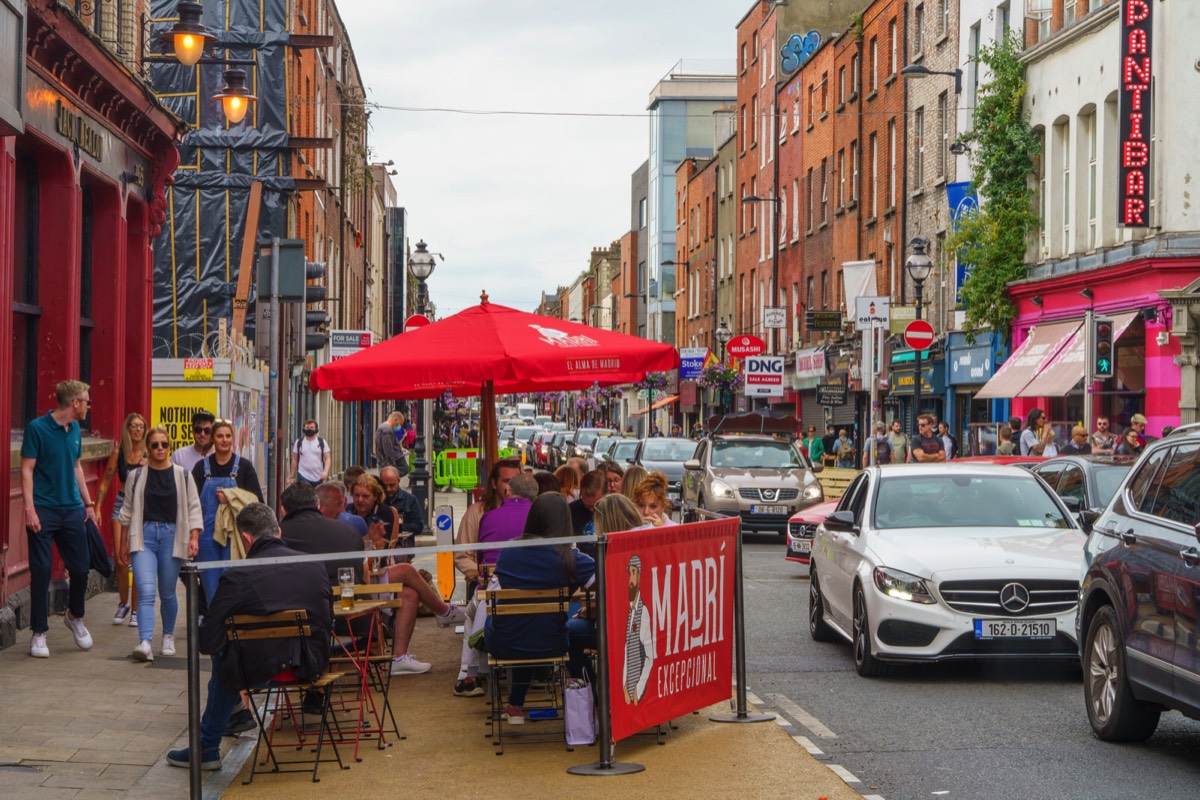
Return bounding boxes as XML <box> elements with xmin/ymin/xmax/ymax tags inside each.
<box><xmin>709</xmin><ymin>524</ymin><xmax>774</xmax><ymax>723</ymax></box>
<box><xmin>183</xmin><ymin>564</ymin><xmax>203</xmax><ymax>798</ymax></box>
<box><xmin>567</xmin><ymin>534</ymin><xmax>644</xmax><ymax>776</ymax></box>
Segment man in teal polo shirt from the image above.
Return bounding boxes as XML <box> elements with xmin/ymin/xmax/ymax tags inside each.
<box><xmin>21</xmin><ymin>380</ymin><xmax>99</xmax><ymax>658</ymax></box>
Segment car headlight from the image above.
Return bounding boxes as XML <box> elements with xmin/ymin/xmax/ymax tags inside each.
<box><xmin>872</xmin><ymin>567</ymin><xmax>936</xmax><ymax>604</ymax></box>
<box><xmin>710</xmin><ymin>479</ymin><xmax>735</xmax><ymax>499</ymax></box>
<box><xmin>802</xmin><ymin>482</ymin><xmax>823</xmax><ymax>501</ymax></box>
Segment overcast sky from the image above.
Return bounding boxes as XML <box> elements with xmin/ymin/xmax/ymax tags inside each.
<box><xmin>338</xmin><ymin>1</ymin><xmax>739</xmax><ymax>318</ymax></box>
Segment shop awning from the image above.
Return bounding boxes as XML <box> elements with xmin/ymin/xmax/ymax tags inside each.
<box><xmin>1018</xmin><ymin>311</ymin><xmax>1139</xmax><ymax>397</ymax></box>
<box><xmin>631</xmin><ymin>394</ymin><xmax>680</xmax><ymax>416</ymax></box>
<box><xmin>975</xmin><ymin>319</ymin><xmax>1081</xmax><ymax>400</ymax></box>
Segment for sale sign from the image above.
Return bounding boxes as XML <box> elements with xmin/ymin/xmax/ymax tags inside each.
<box><xmin>679</xmin><ymin>347</ymin><xmax>708</xmax><ymax>380</ymax></box>
<box><xmin>329</xmin><ymin>330</ymin><xmax>374</xmax><ymax>361</ymax></box>
<box><xmin>743</xmin><ymin>355</ymin><xmax>784</xmax><ymax>397</ymax></box>
<box><xmin>605</xmin><ymin>519</ymin><xmax>738</xmax><ymax>742</ymax></box>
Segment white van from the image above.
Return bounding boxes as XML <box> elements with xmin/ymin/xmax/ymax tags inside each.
<box><xmin>516</xmin><ymin>403</ymin><xmax>537</xmax><ymax>423</ymax></box>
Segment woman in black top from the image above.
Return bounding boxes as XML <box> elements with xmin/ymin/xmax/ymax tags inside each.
<box><xmin>111</xmin><ymin>413</ymin><xmax>147</xmax><ymax>627</ymax></box>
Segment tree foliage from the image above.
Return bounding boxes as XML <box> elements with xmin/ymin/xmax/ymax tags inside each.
<box><xmin>947</xmin><ymin>32</ymin><xmax>1041</xmax><ymax>339</ymax></box>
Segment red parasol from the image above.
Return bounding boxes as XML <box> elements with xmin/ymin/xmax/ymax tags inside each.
<box><xmin>310</xmin><ymin>295</ymin><xmax>677</xmax><ymax>401</ymax></box>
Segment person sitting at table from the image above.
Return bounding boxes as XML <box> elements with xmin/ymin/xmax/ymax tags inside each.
<box><xmin>280</xmin><ymin>482</ymin><xmax>365</xmax><ymax>585</ymax></box>
<box><xmin>166</xmin><ymin>503</ymin><xmax>332</xmax><ymax>771</ymax></box>
<box><xmin>316</xmin><ymin>481</ymin><xmax>368</xmax><ymax>537</ymax></box>
<box><xmin>351</xmin><ymin>475</ymin><xmax>466</xmax><ymax>675</ymax></box>
<box><xmin>633</xmin><ymin>472</ymin><xmax>678</xmax><ymax>528</ymax></box>
<box><xmin>533</xmin><ymin>470</ymin><xmax>561</xmax><ymax>496</ymax></box>
<box><xmin>452</xmin><ymin>473</ymin><xmax>538</xmax><ymax>698</ymax></box>
<box><xmin>619</xmin><ymin>465</ymin><xmax>648</xmax><ymax>502</ymax></box>
<box><xmin>485</xmin><ymin>493</ymin><xmax>596</xmax><ymax>726</ymax></box>
<box><xmin>555</xmin><ymin>465</ymin><xmax>579</xmax><ymax>502</ymax></box>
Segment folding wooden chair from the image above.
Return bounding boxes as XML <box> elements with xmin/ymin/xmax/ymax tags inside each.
<box><xmin>225</xmin><ymin>610</ymin><xmax>346</xmax><ymax>784</ymax></box>
<box><xmin>480</xmin><ymin>587</ymin><xmax>573</xmax><ymax>755</ymax></box>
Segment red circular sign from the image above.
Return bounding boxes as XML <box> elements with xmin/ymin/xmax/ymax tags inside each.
<box><xmin>904</xmin><ymin>319</ymin><xmax>935</xmax><ymax>351</ymax></box>
<box><xmin>404</xmin><ymin>314</ymin><xmax>431</xmax><ymax>333</ymax></box>
<box><xmin>726</xmin><ymin>335</ymin><xmax>766</xmax><ymax>358</ymax></box>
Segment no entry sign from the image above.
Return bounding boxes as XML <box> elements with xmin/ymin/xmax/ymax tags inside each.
<box><xmin>904</xmin><ymin>319</ymin><xmax>935</xmax><ymax>351</ymax></box>
<box><xmin>726</xmin><ymin>335</ymin><xmax>765</xmax><ymax>358</ymax></box>
<box><xmin>404</xmin><ymin>313</ymin><xmax>431</xmax><ymax>333</ymax></box>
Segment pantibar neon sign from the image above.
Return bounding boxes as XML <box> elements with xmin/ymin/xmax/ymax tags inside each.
<box><xmin>1118</xmin><ymin>0</ymin><xmax>1152</xmax><ymax>228</ymax></box>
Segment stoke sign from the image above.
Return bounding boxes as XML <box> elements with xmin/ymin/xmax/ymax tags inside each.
<box><xmin>726</xmin><ymin>335</ymin><xmax>765</xmax><ymax>358</ymax></box>
<box><xmin>1118</xmin><ymin>0</ymin><xmax>1153</xmax><ymax>228</ymax></box>
<box><xmin>904</xmin><ymin>319</ymin><xmax>935</xmax><ymax>351</ymax></box>
<box><xmin>743</xmin><ymin>355</ymin><xmax>784</xmax><ymax>397</ymax></box>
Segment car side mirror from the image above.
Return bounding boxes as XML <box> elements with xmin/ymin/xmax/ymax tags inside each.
<box><xmin>823</xmin><ymin>510</ymin><xmax>858</xmax><ymax>534</ymax></box>
<box><xmin>683</xmin><ymin>459</ymin><xmax>701</xmax><ymax>471</ymax></box>
<box><xmin>1060</xmin><ymin>496</ymin><xmax>1083</xmax><ymax>513</ymax></box>
<box><xmin>810</xmin><ymin>463</ymin><xmax>823</xmax><ymax>474</ymax></box>
<box><xmin>1080</xmin><ymin>508</ymin><xmax>1102</xmax><ymax>535</ymax></box>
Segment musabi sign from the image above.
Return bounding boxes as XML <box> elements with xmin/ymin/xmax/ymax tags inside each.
<box><xmin>1118</xmin><ymin>0</ymin><xmax>1153</xmax><ymax>228</ymax></box>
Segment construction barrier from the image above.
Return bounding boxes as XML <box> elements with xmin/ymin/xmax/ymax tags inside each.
<box><xmin>433</xmin><ymin>449</ymin><xmax>482</xmax><ymax>491</ymax></box>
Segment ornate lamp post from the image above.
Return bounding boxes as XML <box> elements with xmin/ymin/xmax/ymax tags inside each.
<box><xmin>408</xmin><ymin>240</ymin><xmax>437</xmax><ymax>533</ymax></box>
<box><xmin>905</xmin><ymin>238</ymin><xmax>933</xmax><ymax>433</ymax></box>
<box><xmin>158</xmin><ymin>2</ymin><xmax>258</xmax><ymax>124</ymax></box>
<box><xmin>715</xmin><ymin>320</ymin><xmax>733</xmax><ymax>414</ymax></box>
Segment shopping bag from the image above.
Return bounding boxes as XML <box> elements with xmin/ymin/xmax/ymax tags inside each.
<box><xmin>564</xmin><ymin>676</ymin><xmax>596</xmax><ymax>746</ymax></box>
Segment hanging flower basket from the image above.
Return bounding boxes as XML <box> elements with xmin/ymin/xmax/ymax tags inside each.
<box><xmin>697</xmin><ymin>363</ymin><xmax>743</xmax><ymax>392</ymax></box>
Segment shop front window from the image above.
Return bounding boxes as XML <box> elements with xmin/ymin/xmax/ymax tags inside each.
<box><xmin>12</xmin><ymin>151</ymin><xmax>40</xmax><ymax>437</ymax></box>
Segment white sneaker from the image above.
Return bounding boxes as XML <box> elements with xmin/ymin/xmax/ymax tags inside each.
<box><xmin>128</xmin><ymin>611</ymin><xmax>138</xmax><ymax>628</ymax></box>
<box><xmin>30</xmin><ymin>633</ymin><xmax>49</xmax><ymax>658</ymax></box>
<box><xmin>436</xmin><ymin>604</ymin><xmax>468</xmax><ymax>628</ymax></box>
<box><xmin>112</xmin><ymin>603</ymin><xmax>130</xmax><ymax>624</ymax></box>
<box><xmin>389</xmin><ymin>654</ymin><xmax>432</xmax><ymax>675</ymax></box>
<box><xmin>63</xmin><ymin>613</ymin><xmax>93</xmax><ymax>650</ymax></box>
<box><xmin>161</xmin><ymin>635</ymin><xmax>176</xmax><ymax>656</ymax></box>
<box><xmin>133</xmin><ymin>640</ymin><xmax>154</xmax><ymax>662</ymax></box>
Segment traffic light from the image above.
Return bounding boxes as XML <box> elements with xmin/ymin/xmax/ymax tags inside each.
<box><xmin>304</xmin><ymin>261</ymin><xmax>329</xmax><ymax>352</ymax></box>
<box><xmin>1093</xmin><ymin>317</ymin><xmax>1114</xmax><ymax>379</ymax></box>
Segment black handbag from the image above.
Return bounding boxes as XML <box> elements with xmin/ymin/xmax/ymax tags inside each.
<box><xmin>86</xmin><ymin>517</ymin><xmax>114</xmax><ymax>578</ymax></box>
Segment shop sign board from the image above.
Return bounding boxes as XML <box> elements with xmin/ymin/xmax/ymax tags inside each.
<box><xmin>1118</xmin><ymin>0</ymin><xmax>1153</xmax><ymax>228</ymax></box>
<box><xmin>743</xmin><ymin>355</ymin><xmax>784</xmax><ymax>397</ymax></box>
<box><xmin>817</xmin><ymin>377</ymin><xmax>848</xmax><ymax>407</ymax></box>
<box><xmin>183</xmin><ymin>358</ymin><xmax>213</xmax><ymax>381</ymax></box>
<box><xmin>806</xmin><ymin>310</ymin><xmax>843</xmax><ymax>331</ymax></box>
<box><xmin>854</xmin><ymin>296</ymin><xmax>890</xmax><ymax>331</ymax></box>
<box><xmin>679</xmin><ymin>347</ymin><xmax>708</xmax><ymax>380</ymax></box>
<box><xmin>726</xmin><ymin>335</ymin><xmax>765</xmax><ymax>358</ymax></box>
<box><xmin>763</xmin><ymin>306</ymin><xmax>787</xmax><ymax>329</ymax></box>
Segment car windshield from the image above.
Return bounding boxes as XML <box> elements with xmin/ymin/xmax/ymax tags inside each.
<box><xmin>642</xmin><ymin>439</ymin><xmax>696</xmax><ymax>462</ymax></box>
<box><xmin>711</xmin><ymin>440</ymin><xmax>805</xmax><ymax>469</ymax></box>
<box><xmin>515</xmin><ymin>427</ymin><xmax>541</xmax><ymax>440</ymax></box>
<box><xmin>1094</xmin><ymin>465</ymin><xmax>1131</xmax><ymax>507</ymax></box>
<box><xmin>613</xmin><ymin>441</ymin><xmax>639</xmax><ymax>460</ymax></box>
<box><xmin>873</xmin><ymin>474</ymin><xmax>1072</xmax><ymax>530</ymax></box>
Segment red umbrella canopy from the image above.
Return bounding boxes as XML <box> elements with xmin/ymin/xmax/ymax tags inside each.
<box><xmin>310</xmin><ymin>299</ymin><xmax>678</xmax><ymax>401</ymax></box>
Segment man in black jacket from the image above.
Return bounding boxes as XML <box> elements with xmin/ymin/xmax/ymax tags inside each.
<box><xmin>167</xmin><ymin>503</ymin><xmax>332</xmax><ymax>771</ymax></box>
<box><xmin>379</xmin><ymin>466</ymin><xmax>423</xmax><ymax>560</ymax></box>
<box><xmin>279</xmin><ymin>482</ymin><xmax>365</xmax><ymax>584</ymax></box>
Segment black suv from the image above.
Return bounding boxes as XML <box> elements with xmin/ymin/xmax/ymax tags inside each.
<box><xmin>1077</xmin><ymin>425</ymin><xmax>1200</xmax><ymax>741</ymax></box>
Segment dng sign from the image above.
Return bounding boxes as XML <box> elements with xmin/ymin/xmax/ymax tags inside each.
<box><xmin>1118</xmin><ymin>0</ymin><xmax>1152</xmax><ymax>228</ymax></box>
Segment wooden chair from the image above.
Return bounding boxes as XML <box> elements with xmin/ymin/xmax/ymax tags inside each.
<box><xmin>329</xmin><ymin>582</ymin><xmax>405</xmax><ymax>752</ymax></box>
<box><xmin>480</xmin><ymin>587</ymin><xmax>573</xmax><ymax>754</ymax></box>
<box><xmin>225</xmin><ymin>610</ymin><xmax>346</xmax><ymax>784</ymax></box>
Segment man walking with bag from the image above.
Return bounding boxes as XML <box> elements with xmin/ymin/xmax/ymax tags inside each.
<box><xmin>21</xmin><ymin>380</ymin><xmax>99</xmax><ymax>658</ymax></box>
<box><xmin>290</xmin><ymin>419</ymin><xmax>331</xmax><ymax>487</ymax></box>
<box><xmin>375</xmin><ymin>411</ymin><xmax>409</xmax><ymax>476</ymax></box>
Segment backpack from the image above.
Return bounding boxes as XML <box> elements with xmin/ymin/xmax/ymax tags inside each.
<box><xmin>837</xmin><ymin>439</ymin><xmax>854</xmax><ymax>460</ymax></box>
<box><xmin>871</xmin><ymin>438</ymin><xmax>892</xmax><ymax>465</ymax></box>
<box><xmin>295</xmin><ymin>436</ymin><xmax>327</xmax><ymax>457</ymax></box>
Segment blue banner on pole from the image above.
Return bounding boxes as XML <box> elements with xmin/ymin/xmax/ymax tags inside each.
<box><xmin>946</xmin><ymin>181</ymin><xmax>979</xmax><ymax>310</ymax></box>
<box><xmin>679</xmin><ymin>347</ymin><xmax>708</xmax><ymax>380</ymax></box>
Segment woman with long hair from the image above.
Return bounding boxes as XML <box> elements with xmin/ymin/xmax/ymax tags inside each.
<box><xmin>350</xmin><ymin>474</ymin><xmax>400</xmax><ymax>570</ymax></box>
<box><xmin>118</xmin><ymin>427</ymin><xmax>202</xmax><ymax>661</ymax></box>
<box><xmin>633</xmin><ymin>472</ymin><xmax>678</xmax><ymax>527</ymax></box>
<box><xmin>593</xmin><ymin>493</ymin><xmax>644</xmax><ymax>534</ymax></box>
<box><xmin>1019</xmin><ymin>408</ymin><xmax>1058</xmax><ymax>457</ymax></box>
<box><xmin>620</xmin><ymin>464</ymin><xmax>648</xmax><ymax>501</ymax></box>
<box><xmin>533</xmin><ymin>470</ymin><xmax>561</xmax><ymax>496</ymax></box>
<box><xmin>111</xmin><ymin>413</ymin><xmax>147</xmax><ymax>627</ymax></box>
<box><xmin>555</xmin><ymin>465</ymin><xmax>579</xmax><ymax>501</ymax></box>
<box><xmin>191</xmin><ymin>420</ymin><xmax>263</xmax><ymax>601</ymax></box>
<box><xmin>485</xmin><ymin>493</ymin><xmax>596</xmax><ymax>725</ymax></box>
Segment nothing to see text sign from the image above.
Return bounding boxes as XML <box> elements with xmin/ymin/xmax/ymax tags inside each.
<box><xmin>604</xmin><ymin>519</ymin><xmax>737</xmax><ymax>743</ymax></box>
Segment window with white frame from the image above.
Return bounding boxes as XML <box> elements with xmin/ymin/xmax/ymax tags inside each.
<box><xmin>1064</xmin><ymin>0</ymin><xmax>1077</xmax><ymax>26</ymax></box>
<box><xmin>792</xmin><ymin>177</ymin><xmax>800</xmax><ymax>239</ymax></box>
<box><xmin>888</xmin><ymin>118</ymin><xmax>897</xmax><ymax>207</ymax></box>
<box><xmin>890</xmin><ymin>19</ymin><xmax>898</xmax><ymax>75</ymax></box>
<box><xmin>939</xmin><ymin>0</ymin><xmax>950</xmax><ymax>37</ymax></box>
<box><xmin>913</xmin><ymin>107</ymin><xmax>925</xmax><ymax>188</ymax></box>
<box><xmin>851</xmin><ymin>140</ymin><xmax>860</xmax><ymax>202</ymax></box>
<box><xmin>806</xmin><ymin>168</ymin><xmax>814</xmax><ymax>231</ymax></box>
<box><xmin>792</xmin><ymin>96</ymin><xmax>800</xmax><ymax>132</ymax></box>
<box><xmin>968</xmin><ymin>23</ymin><xmax>980</xmax><ymax>130</ymax></box>
<box><xmin>851</xmin><ymin>53</ymin><xmax>860</xmax><ymax>95</ymax></box>
<box><xmin>740</xmin><ymin>182</ymin><xmax>747</xmax><ymax>234</ymax></box>
<box><xmin>1087</xmin><ymin>110</ymin><xmax>1097</xmax><ymax>250</ymax></box>
<box><xmin>821</xmin><ymin>271</ymin><xmax>829</xmax><ymax>309</ymax></box>
<box><xmin>792</xmin><ymin>283</ymin><xmax>800</xmax><ymax>342</ymax></box>
<box><xmin>838</xmin><ymin>66</ymin><xmax>846</xmax><ymax>105</ymax></box>
<box><xmin>820</xmin><ymin>159</ymin><xmax>829</xmax><ymax>224</ymax></box>
<box><xmin>913</xmin><ymin>5</ymin><xmax>925</xmax><ymax>56</ymax></box>
<box><xmin>808</xmin><ymin>84</ymin><xmax>816</xmax><ymax>125</ymax></box>
<box><xmin>869</xmin><ymin>133</ymin><xmax>878</xmax><ymax>216</ymax></box>
<box><xmin>769</xmin><ymin>102</ymin><xmax>777</xmax><ymax>157</ymax></box>
<box><xmin>870</xmin><ymin>37</ymin><xmax>878</xmax><ymax>91</ymax></box>
<box><xmin>779</xmin><ymin>192</ymin><xmax>787</xmax><ymax>245</ymax></box>
<box><xmin>838</xmin><ymin>149</ymin><xmax>846</xmax><ymax>208</ymax></box>
<box><xmin>1035</xmin><ymin>140</ymin><xmax>1046</xmax><ymax>258</ymax></box>
<box><xmin>1058</xmin><ymin>120</ymin><xmax>1071</xmax><ymax>254</ymax></box>
<box><xmin>807</xmin><ymin>277</ymin><xmax>814</xmax><ymax>312</ymax></box>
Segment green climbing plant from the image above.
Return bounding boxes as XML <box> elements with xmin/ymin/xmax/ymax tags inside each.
<box><xmin>947</xmin><ymin>32</ymin><xmax>1041</xmax><ymax>340</ymax></box>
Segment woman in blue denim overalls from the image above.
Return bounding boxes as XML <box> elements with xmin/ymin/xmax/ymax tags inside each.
<box><xmin>191</xmin><ymin>420</ymin><xmax>263</xmax><ymax>601</ymax></box>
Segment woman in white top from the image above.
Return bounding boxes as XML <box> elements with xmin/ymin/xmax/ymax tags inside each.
<box><xmin>632</xmin><ymin>472</ymin><xmax>679</xmax><ymax>528</ymax></box>
<box><xmin>1019</xmin><ymin>408</ymin><xmax>1058</xmax><ymax>457</ymax></box>
<box><xmin>118</xmin><ymin>427</ymin><xmax>203</xmax><ymax>662</ymax></box>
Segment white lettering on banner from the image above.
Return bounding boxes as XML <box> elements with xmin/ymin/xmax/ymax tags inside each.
<box><xmin>566</xmin><ymin>357</ymin><xmax>621</xmax><ymax>372</ymax></box>
<box><xmin>656</xmin><ymin>650</ymin><xmax>719</xmax><ymax>698</ymax></box>
<box><xmin>650</xmin><ymin>553</ymin><xmax>726</xmax><ymax>659</ymax></box>
<box><xmin>529</xmin><ymin>324</ymin><xmax>599</xmax><ymax>348</ymax></box>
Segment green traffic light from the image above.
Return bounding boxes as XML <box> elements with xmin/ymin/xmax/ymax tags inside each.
<box><xmin>1097</xmin><ymin>358</ymin><xmax>1111</xmax><ymax>374</ymax></box>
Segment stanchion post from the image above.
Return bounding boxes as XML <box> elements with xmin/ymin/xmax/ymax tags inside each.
<box><xmin>568</xmin><ymin>534</ymin><xmax>644</xmax><ymax>776</ymax></box>
<box><xmin>710</xmin><ymin>526</ymin><xmax>774</xmax><ymax>723</ymax></box>
<box><xmin>183</xmin><ymin>564</ymin><xmax>203</xmax><ymax>798</ymax></box>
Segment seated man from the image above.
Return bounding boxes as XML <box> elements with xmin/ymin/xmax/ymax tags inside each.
<box><xmin>280</xmin><ymin>482</ymin><xmax>365</xmax><ymax>585</ymax></box>
<box><xmin>316</xmin><ymin>481</ymin><xmax>368</xmax><ymax>537</ymax></box>
<box><xmin>166</xmin><ymin>503</ymin><xmax>333</xmax><ymax>771</ymax></box>
<box><xmin>379</xmin><ymin>465</ymin><xmax>423</xmax><ymax>560</ymax></box>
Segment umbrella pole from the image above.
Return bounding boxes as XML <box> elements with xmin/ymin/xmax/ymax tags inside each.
<box><xmin>481</xmin><ymin>381</ymin><xmax>497</xmax><ymax>484</ymax></box>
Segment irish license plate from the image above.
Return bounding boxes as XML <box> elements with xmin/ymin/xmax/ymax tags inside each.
<box><xmin>752</xmin><ymin>505</ymin><xmax>788</xmax><ymax>515</ymax></box>
<box><xmin>973</xmin><ymin>619</ymin><xmax>1057</xmax><ymax>640</ymax></box>
<box><xmin>789</xmin><ymin>538</ymin><xmax>812</xmax><ymax>554</ymax></box>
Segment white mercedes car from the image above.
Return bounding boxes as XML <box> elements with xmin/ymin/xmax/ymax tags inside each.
<box><xmin>808</xmin><ymin>464</ymin><xmax>1087</xmax><ymax>676</ymax></box>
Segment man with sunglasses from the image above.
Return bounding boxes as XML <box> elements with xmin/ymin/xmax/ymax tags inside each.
<box><xmin>911</xmin><ymin>414</ymin><xmax>947</xmax><ymax>463</ymax></box>
<box><xmin>21</xmin><ymin>380</ymin><xmax>98</xmax><ymax>658</ymax></box>
<box><xmin>1090</xmin><ymin>417</ymin><xmax>1117</xmax><ymax>455</ymax></box>
<box><xmin>171</xmin><ymin>411</ymin><xmax>216</xmax><ymax>473</ymax></box>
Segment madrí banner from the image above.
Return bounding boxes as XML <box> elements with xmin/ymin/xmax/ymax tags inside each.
<box><xmin>604</xmin><ymin>519</ymin><xmax>738</xmax><ymax>742</ymax></box>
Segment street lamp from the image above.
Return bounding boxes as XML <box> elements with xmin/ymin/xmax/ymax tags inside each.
<box><xmin>742</xmin><ymin>195</ymin><xmax>782</xmax><ymax>357</ymax></box>
<box><xmin>905</xmin><ymin>238</ymin><xmax>933</xmax><ymax>434</ymax></box>
<box><xmin>408</xmin><ymin>239</ymin><xmax>440</xmax><ymax>534</ymax></box>
<box><xmin>900</xmin><ymin>63</ymin><xmax>963</xmax><ymax>95</ymax></box>
<box><xmin>714</xmin><ymin>320</ymin><xmax>732</xmax><ymax>414</ymax></box>
<box><xmin>157</xmin><ymin>1</ymin><xmax>258</xmax><ymax>124</ymax></box>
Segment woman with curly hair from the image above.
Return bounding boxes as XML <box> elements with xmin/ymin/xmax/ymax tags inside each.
<box><xmin>633</xmin><ymin>472</ymin><xmax>678</xmax><ymax>527</ymax></box>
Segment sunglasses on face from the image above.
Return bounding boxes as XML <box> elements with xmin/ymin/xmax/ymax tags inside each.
<box><xmin>149</xmin><ymin>441</ymin><xmax>170</xmax><ymax>450</ymax></box>
<box><xmin>194</xmin><ymin>426</ymin><xmax>212</xmax><ymax>434</ymax></box>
